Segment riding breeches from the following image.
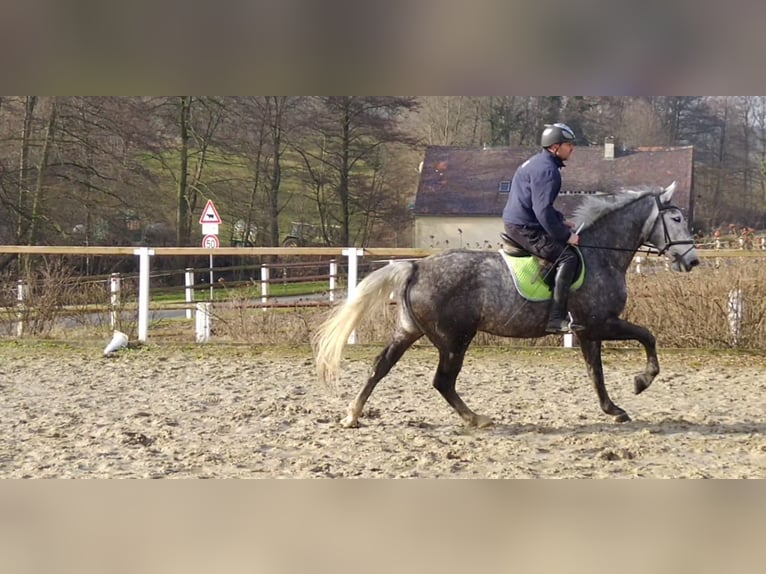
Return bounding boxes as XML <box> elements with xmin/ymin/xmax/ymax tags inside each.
<box><xmin>503</xmin><ymin>224</ymin><xmax>576</xmax><ymax>267</ymax></box>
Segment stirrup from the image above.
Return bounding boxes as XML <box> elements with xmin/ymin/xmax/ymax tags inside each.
<box><xmin>545</xmin><ymin>313</ymin><xmax>584</xmax><ymax>334</ymax></box>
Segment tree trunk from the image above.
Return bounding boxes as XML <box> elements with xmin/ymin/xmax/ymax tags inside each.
<box><xmin>17</xmin><ymin>96</ymin><xmax>37</xmax><ymax>239</ymax></box>
<box><xmin>268</xmin><ymin>97</ymin><xmax>284</xmax><ymax>247</ymax></box>
<box><xmin>711</xmin><ymin>103</ymin><xmax>729</xmax><ymax>222</ymax></box>
<box><xmin>246</xmin><ymin>119</ymin><xmax>266</xmax><ymax>246</ymax></box>
<box><xmin>340</xmin><ymin>103</ymin><xmax>351</xmax><ymax>245</ymax></box>
<box><xmin>176</xmin><ymin>96</ymin><xmax>192</xmax><ymax>246</ymax></box>
<box><xmin>26</xmin><ymin>99</ymin><xmax>57</xmax><ymax>246</ymax></box>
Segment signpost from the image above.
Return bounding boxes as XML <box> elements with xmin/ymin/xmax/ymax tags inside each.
<box><xmin>202</xmin><ymin>234</ymin><xmax>220</xmax><ymax>249</ymax></box>
<box><xmin>200</xmin><ymin>200</ymin><xmax>222</xmax><ymax>301</ymax></box>
<box><xmin>200</xmin><ymin>200</ymin><xmax>222</xmax><ymax>228</ymax></box>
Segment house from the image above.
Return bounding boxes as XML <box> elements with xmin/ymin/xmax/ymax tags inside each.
<box><xmin>412</xmin><ymin>140</ymin><xmax>695</xmax><ymax>249</ymax></box>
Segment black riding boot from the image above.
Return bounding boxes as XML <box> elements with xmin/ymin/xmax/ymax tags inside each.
<box><xmin>545</xmin><ymin>257</ymin><xmax>584</xmax><ymax>334</ymax></box>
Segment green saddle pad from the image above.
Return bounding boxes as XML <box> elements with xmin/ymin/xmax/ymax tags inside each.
<box><xmin>498</xmin><ymin>248</ymin><xmax>585</xmax><ymax>302</ymax></box>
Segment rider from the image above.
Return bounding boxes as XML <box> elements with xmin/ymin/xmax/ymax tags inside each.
<box><xmin>502</xmin><ymin>122</ymin><xmax>584</xmax><ymax>334</ymax></box>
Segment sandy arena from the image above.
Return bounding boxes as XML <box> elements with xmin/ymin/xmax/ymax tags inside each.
<box><xmin>1</xmin><ymin>343</ymin><xmax>765</xmax><ymax>478</ymax></box>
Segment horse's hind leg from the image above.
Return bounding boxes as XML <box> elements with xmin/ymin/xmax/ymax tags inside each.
<box><xmin>579</xmin><ymin>337</ymin><xmax>631</xmax><ymax>423</ymax></box>
<box><xmin>432</xmin><ymin>338</ymin><xmax>492</xmax><ymax>428</ymax></box>
<box><xmin>341</xmin><ymin>330</ymin><xmax>421</xmax><ymax>428</ymax></box>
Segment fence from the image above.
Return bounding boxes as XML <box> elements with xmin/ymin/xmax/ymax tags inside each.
<box><xmin>0</xmin><ymin>245</ymin><xmax>762</xmax><ymax>347</ymax></box>
<box><xmin>0</xmin><ymin>245</ymin><xmax>431</xmax><ymax>343</ymax></box>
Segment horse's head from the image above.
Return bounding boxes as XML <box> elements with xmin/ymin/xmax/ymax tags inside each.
<box><xmin>645</xmin><ymin>182</ymin><xmax>700</xmax><ymax>272</ymax></box>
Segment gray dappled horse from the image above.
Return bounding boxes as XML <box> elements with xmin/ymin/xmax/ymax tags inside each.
<box><xmin>314</xmin><ymin>183</ymin><xmax>700</xmax><ymax>428</ymax></box>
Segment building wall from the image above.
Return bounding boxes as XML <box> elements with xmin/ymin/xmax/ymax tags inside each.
<box><xmin>414</xmin><ymin>216</ymin><xmax>505</xmax><ymax>249</ymax></box>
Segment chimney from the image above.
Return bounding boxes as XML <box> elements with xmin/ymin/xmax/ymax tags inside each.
<box><xmin>604</xmin><ymin>136</ymin><xmax>615</xmax><ymax>160</ymax></box>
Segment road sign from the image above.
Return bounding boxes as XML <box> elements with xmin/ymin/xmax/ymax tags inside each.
<box><xmin>202</xmin><ymin>234</ymin><xmax>220</xmax><ymax>249</ymax></box>
<box><xmin>201</xmin><ymin>223</ymin><xmax>219</xmax><ymax>236</ymax></box>
<box><xmin>199</xmin><ymin>200</ymin><xmax>222</xmax><ymax>225</ymax></box>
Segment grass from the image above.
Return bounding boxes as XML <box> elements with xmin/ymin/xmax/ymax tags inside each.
<box><xmin>150</xmin><ymin>280</ymin><xmax>339</xmax><ymax>303</ymax></box>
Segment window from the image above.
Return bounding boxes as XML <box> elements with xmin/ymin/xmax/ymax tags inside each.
<box><xmin>498</xmin><ymin>181</ymin><xmax>511</xmax><ymax>193</ymax></box>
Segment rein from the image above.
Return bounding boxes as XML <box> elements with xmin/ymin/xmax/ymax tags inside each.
<box><xmin>579</xmin><ymin>244</ymin><xmax>661</xmax><ymax>255</ymax></box>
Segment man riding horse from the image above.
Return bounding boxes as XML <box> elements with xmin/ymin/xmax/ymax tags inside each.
<box><xmin>502</xmin><ymin>122</ymin><xmax>583</xmax><ymax>334</ymax></box>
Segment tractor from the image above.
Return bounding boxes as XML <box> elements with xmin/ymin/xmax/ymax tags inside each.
<box><xmin>281</xmin><ymin>222</ymin><xmax>340</xmax><ymax>247</ymax></box>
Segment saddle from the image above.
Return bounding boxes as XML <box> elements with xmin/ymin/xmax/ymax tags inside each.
<box><xmin>499</xmin><ymin>233</ymin><xmax>585</xmax><ymax>301</ymax></box>
<box><xmin>501</xmin><ymin>233</ymin><xmax>555</xmax><ymax>289</ymax></box>
<box><xmin>500</xmin><ymin>233</ymin><xmax>531</xmax><ymax>257</ymax></box>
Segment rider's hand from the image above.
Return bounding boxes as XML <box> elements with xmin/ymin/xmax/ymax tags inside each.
<box><xmin>567</xmin><ymin>233</ymin><xmax>580</xmax><ymax>246</ymax></box>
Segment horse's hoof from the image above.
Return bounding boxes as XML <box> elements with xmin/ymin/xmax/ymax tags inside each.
<box><xmin>340</xmin><ymin>414</ymin><xmax>359</xmax><ymax>428</ymax></box>
<box><xmin>614</xmin><ymin>412</ymin><xmax>632</xmax><ymax>423</ymax></box>
<box><xmin>473</xmin><ymin>415</ymin><xmax>494</xmax><ymax>429</ymax></box>
<box><xmin>634</xmin><ymin>374</ymin><xmax>652</xmax><ymax>395</ymax></box>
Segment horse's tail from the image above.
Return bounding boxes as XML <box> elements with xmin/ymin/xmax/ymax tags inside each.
<box><xmin>313</xmin><ymin>261</ymin><xmax>414</xmax><ymax>385</ymax></box>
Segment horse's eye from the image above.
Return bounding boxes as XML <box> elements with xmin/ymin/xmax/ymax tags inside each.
<box><xmin>672</xmin><ymin>215</ymin><xmax>682</xmax><ymax>223</ymax></box>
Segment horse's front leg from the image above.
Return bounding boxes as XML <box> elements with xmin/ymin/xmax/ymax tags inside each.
<box><xmin>592</xmin><ymin>318</ymin><xmax>659</xmax><ymax>395</ymax></box>
<box><xmin>578</xmin><ymin>337</ymin><xmax>631</xmax><ymax>423</ymax></box>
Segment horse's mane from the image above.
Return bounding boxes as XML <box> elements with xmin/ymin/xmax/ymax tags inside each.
<box><xmin>571</xmin><ymin>187</ymin><xmax>659</xmax><ymax>231</ymax></box>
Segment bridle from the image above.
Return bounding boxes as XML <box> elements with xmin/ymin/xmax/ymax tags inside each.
<box><xmin>644</xmin><ymin>195</ymin><xmax>696</xmax><ymax>259</ymax></box>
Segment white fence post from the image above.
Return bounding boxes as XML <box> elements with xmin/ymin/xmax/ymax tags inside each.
<box><xmin>195</xmin><ymin>302</ymin><xmax>212</xmax><ymax>343</ymax></box>
<box><xmin>185</xmin><ymin>268</ymin><xmax>195</xmax><ymax>319</ymax></box>
<box><xmin>342</xmin><ymin>248</ymin><xmax>364</xmax><ymax>344</ymax></box>
<box><xmin>261</xmin><ymin>264</ymin><xmax>270</xmax><ymax>310</ymax></box>
<box><xmin>109</xmin><ymin>273</ymin><xmax>121</xmax><ymax>329</ymax></box>
<box><xmin>133</xmin><ymin>247</ymin><xmax>154</xmax><ymax>343</ymax></box>
<box><xmin>329</xmin><ymin>259</ymin><xmax>337</xmax><ymax>302</ymax></box>
<box><xmin>16</xmin><ymin>279</ymin><xmax>26</xmax><ymax>337</ymax></box>
<box><xmin>728</xmin><ymin>288</ymin><xmax>744</xmax><ymax>347</ymax></box>
<box><xmin>208</xmin><ymin>253</ymin><xmax>214</xmax><ymax>301</ymax></box>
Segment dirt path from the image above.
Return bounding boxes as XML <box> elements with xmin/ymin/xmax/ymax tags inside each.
<box><xmin>2</xmin><ymin>343</ymin><xmax>765</xmax><ymax>478</ymax></box>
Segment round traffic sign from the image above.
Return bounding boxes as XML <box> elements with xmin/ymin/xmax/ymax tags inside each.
<box><xmin>202</xmin><ymin>234</ymin><xmax>220</xmax><ymax>249</ymax></box>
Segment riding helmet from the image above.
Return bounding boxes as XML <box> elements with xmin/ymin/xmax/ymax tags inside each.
<box><xmin>540</xmin><ymin>123</ymin><xmax>576</xmax><ymax>148</ymax></box>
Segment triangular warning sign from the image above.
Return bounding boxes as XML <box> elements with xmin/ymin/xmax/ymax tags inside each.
<box><xmin>199</xmin><ymin>200</ymin><xmax>222</xmax><ymax>224</ymax></box>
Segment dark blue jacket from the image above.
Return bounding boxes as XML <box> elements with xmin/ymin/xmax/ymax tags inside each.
<box><xmin>502</xmin><ymin>150</ymin><xmax>572</xmax><ymax>244</ymax></box>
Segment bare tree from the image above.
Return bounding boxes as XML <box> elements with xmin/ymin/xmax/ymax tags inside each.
<box><xmin>264</xmin><ymin>96</ymin><xmax>288</xmax><ymax>247</ymax></box>
<box><xmin>405</xmin><ymin>96</ymin><xmax>485</xmax><ymax>146</ymax></box>
<box><xmin>220</xmin><ymin>96</ymin><xmax>304</xmax><ymax>247</ymax></box>
<box><xmin>617</xmin><ymin>98</ymin><xmax>667</xmax><ymax>147</ymax></box>
<box><xmin>0</xmin><ymin>94</ymin><xmax>763</xmax><ymax>259</ymax></box>
<box><xmin>294</xmin><ymin>96</ymin><xmax>418</xmax><ymax>245</ymax></box>
<box><xmin>26</xmin><ymin>98</ymin><xmax>58</xmax><ymax>246</ymax></box>
<box><xmin>143</xmin><ymin>96</ymin><xmax>223</xmax><ymax>246</ymax></box>
<box><xmin>17</xmin><ymin>96</ymin><xmax>37</xmax><ymax>241</ymax></box>
<box><xmin>220</xmin><ymin>97</ymin><xmax>269</xmax><ymax>246</ymax></box>
<box><xmin>176</xmin><ymin>96</ymin><xmax>192</xmax><ymax>245</ymax></box>
<box><xmin>754</xmin><ymin>97</ymin><xmax>766</xmax><ymax>205</ymax></box>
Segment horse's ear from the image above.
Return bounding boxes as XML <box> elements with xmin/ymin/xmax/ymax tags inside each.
<box><xmin>660</xmin><ymin>181</ymin><xmax>677</xmax><ymax>203</ymax></box>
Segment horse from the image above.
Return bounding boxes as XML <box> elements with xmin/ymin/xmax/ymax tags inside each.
<box><xmin>313</xmin><ymin>183</ymin><xmax>700</xmax><ymax>428</ymax></box>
